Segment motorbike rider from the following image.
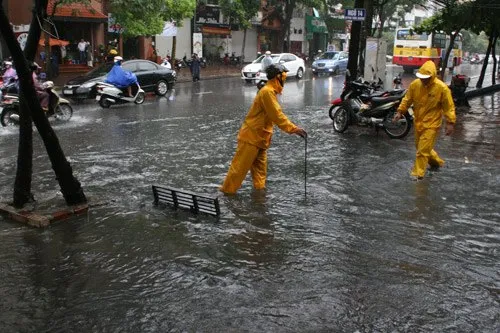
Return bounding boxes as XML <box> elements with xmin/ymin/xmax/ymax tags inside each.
<box><xmin>261</xmin><ymin>51</ymin><xmax>273</xmax><ymax>71</ymax></box>
<box><xmin>220</xmin><ymin>64</ymin><xmax>307</xmax><ymax>194</ymax></box>
<box><xmin>30</xmin><ymin>62</ymin><xmax>49</xmax><ymax>111</ymax></box>
<box><xmin>2</xmin><ymin>61</ymin><xmax>17</xmax><ymax>85</ymax></box>
<box><xmin>104</xmin><ymin>56</ymin><xmax>138</xmax><ymax>97</ymax></box>
<box><xmin>393</xmin><ymin>60</ymin><xmax>456</xmax><ymax>180</ymax></box>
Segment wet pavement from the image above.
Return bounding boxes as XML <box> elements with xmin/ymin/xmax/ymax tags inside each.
<box><xmin>0</xmin><ymin>68</ymin><xmax>499</xmax><ymax>332</ymax></box>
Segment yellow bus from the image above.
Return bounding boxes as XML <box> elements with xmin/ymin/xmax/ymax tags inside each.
<box><xmin>393</xmin><ymin>28</ymin><xmax>463</xmax><ymax>73</ymax></box>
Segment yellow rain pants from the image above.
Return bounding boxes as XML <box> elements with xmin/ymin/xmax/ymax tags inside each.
<box><xmin>411</xmin><ymin>129</ymin><xmax>445</xmax><ymax>178</ymax></box>
<box><xmin>220</xmin><ymin>141</ymin><xmax>267</xmax><ymax>194</ymax></box>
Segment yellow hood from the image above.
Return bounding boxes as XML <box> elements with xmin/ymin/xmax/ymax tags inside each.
<box><xmin>416</xmin><ymin>60</ymin><xmax>437</xmax><ymax>80</ymax></box>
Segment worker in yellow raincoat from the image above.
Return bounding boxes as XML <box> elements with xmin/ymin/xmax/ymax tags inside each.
<box><xmin>393</xmin><ymin>60</ymin><xmax>456</xmax><ymax>180</ymax></box>
<box><xmin>220</xmin><ymin>64</ymin><xmax>307</xmax><ymax>194</ymax></box>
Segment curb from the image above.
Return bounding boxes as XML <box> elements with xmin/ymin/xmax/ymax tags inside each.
<box><xmin>0</xmin><ymin>202</ymin><xmax>89</xmax><ymax>227</ymax></box>
<box><xmin>465</xmin><ymin>83</ymin><xmax>500</xmax><ymax>98</ymax></box>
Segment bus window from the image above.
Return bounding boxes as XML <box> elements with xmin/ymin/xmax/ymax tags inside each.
<box><xmin>397</xmin><ymin>29</ymin><xmax>429</xmax><ymax>41</ymax></box>
<box><xmin>432</xmin><ymin>33</ymin><xmax>447</xmax><ymax>48</ymax></box>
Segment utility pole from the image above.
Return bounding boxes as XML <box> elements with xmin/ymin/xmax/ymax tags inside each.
<box><xmin>347</xmin><ymin>0</ymin><xmax>364</xmax><ymax>78</ymax></box>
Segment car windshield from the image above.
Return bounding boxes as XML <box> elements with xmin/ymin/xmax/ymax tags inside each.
<box><xmin>320</xmin><ymin>52</ymin><xmax>339</xmax><ymax>60</ymax></box>
<box><xmin>252</xmin><ymin>56</ymin><xmax>264</xmax><ymax>63</ymax></box>
<box><xmin>84</xmin><ymin>62</ymin><xmax>115</xmax><ymax>77</ymax></box>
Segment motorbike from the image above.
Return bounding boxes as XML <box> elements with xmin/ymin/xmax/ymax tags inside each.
<box><xmin>230</xmin><ymin>52</ymin><xmax>240</xmax><ymax>66</ymax></box>
<box><xmin>0</xmin><ymin>77</ymin><xmax>19</xmax><ymax>100</ymax></box>
<box><xmin>330</xmin><ymin>70</ymin><xmax>412</xmax><ymax>139</ymax></box>
<box><xmin>95</xmin><ymin>82</ymin><xmax>145</xmax><ymax>108</ymax></box>
<box><xmin>1</xmin><ymin>81</ymin><xmax>73</xmax><ymax>127</ymax></box>
<box><xmin>393</xmin><ymin>73</ymin><xmax>403</xmax><ymax>89</ymax></box>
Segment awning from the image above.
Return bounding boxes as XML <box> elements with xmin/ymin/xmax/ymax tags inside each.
<box><xmin>39</xmin><ymin>37</ymin><xmax>69</xmax><ymax>47</ymax></box>
<box><xmin>47</xmin><ymin>0</ymin><xmax>107</xmax><ymax>23</ymax></box>
<box><xmin>201</xmin><ymin>26</ymin><xmax>231</xmax><ymax>36</ymax></box>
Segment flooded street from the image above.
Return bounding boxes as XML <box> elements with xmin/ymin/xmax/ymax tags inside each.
<box><xmin>0</xmin><ymin>70</ymin><xmax>499</xmax><ymax>332</ymax></box>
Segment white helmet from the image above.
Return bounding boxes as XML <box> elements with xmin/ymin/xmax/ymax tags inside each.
<box><xmin>4</xmin><ymin>61</ymin><xmax>12</xmax><ymax>67</ymax></box>
<box><xmin>265</xmin><ymin>51</ymin><xmax>271</xmax><ymax>55</ymax></box>
<box><xmin>113</xmin><ymin>56</ymin><xmax>123</xmax><ymax>62</ymax></box>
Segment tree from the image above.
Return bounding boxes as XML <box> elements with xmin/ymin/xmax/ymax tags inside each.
<box><xmin>218</xmin><ymin>0</ymin><xmax>260</xmax><ymax>61</ymax></box>
<box><xmin>162</xmin><ymin>0</ymin><xmax>195</xmax><ymax>67</ymax></box>
<box><xmin>416</xmin><ymin>0</ymin><xmax>475</xmax><ymax>79</ymax></box>
<box><xmin>0</xmin><ymin>0</ymin><xmax>87</xmax><ymax>208</ymax></box>
<box><xmin>264</xmin><ymin>0</ymin><xmax>323</xmax><ymax>53</ymax></box>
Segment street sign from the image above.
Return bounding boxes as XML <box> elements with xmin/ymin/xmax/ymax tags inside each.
<box><xmin>344</xmin><ymin>8</ymin><xmax>366</xmax><ymax>21</ymax></box>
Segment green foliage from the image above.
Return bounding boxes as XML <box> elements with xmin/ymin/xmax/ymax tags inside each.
<box><xmin>461</xmin><ymin>30</ymin><xmax>489</xmax><ymax>54</ymax></box>
<box><xmin>109</xmin><ymin>0</ymin><xmax>196</xmax><ymax>37</ymax></box>
<box><xmin>218</xmin><ymin>0</ymin><xmax>260</xmax><ymax>30</ymax></box>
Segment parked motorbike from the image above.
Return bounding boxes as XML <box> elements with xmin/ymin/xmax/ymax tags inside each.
<box><xmin>393</xmin><ymin>73</ymin><xmax>403</xmax><ymax>89</ymax></box>
<box><xmin>330</xmin><ymin>70</ymin><xmax>412</xmax><ymax>139</ymax></box>
<box><xmin>1</xmin><ymin>81</ymin><xmax>73</xmax><ymax>127</ymax></box>
<box><xmin>230</xmin><ymin>52</ymin><xmax>241</xmax><ymax>66</ymax></box>
<box><xmin>95</xmin><ymin>82</ymin><xmax>145</xmax><ymax>108</ymax></box>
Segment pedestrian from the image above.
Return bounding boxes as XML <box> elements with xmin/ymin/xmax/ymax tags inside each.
<box><xmin>190</xmin><ymin>53</ymin><xmax>201</xmax><ymax>82</ymax></box>
<box><xmin>78</xmin><ymin>38</ymin><xmax>87</xmax><ymax>64</ymax></box>
<box><xmin>220</xmin><ymin>64</ymin><xmax>307</xmax><ymax>194</ymax></box>
<box><xmin>261</xmin><ymin>50</ymin><xmax>273</xmax><ymax>71</ymax></box>
<box><xmin>392</xmin><ymin>60</ymin><xmax>456</xmax><ymax>181</ymax></box>
<box><xmin>86</xmin><ymin>42</ymin><xmax>93</xmax><ymax>67</ymax></box>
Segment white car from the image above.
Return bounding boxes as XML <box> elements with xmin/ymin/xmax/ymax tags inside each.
<box><xmin>241</xmin><ymin>53</ymin><xmax>305</xmax><ymax>84</ymax></box>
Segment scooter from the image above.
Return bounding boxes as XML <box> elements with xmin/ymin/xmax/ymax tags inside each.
<box><xmin>330</xmin><ymin>70</ymin><xmax>412</xmax><ymax>139</ymax></box>
<box><xmin>1</xmin><ymin>81</ymin><xmax>73</xmax><ymax>127</ymax></box>
<box><xmin>95</xmin><ymin>82</ymin><xmax>145</xmax><ymax>108</ymax></box>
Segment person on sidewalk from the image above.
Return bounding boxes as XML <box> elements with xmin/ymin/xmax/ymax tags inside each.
<box><xmin>78</xmin><ymin>39</ymin><xmax>87</xmax><ymax>64</ymax></box>
<box><xmin>393</xmin><ymin>60</ymin><xmax>456</xmax><ymax>180</ymax></box>
<box><xmin>261</xmin><ymin>51</ymin><xmax>273</xmax><ymax>71</ymax></box>
<box><xmin>189</xmin><ymin>53</ymin><xmax>201</xmax><ymax>82</ymax></box>
<box><xmin>220</xmin><ymin>64</ymin><xmax>307</xmax><ymax>194</ymax></box>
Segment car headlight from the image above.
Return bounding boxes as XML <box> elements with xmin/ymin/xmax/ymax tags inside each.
<box><xmin>81</xmin><ymin>82</ymin><xmax>96</xmax><ymax>89</ymax></box>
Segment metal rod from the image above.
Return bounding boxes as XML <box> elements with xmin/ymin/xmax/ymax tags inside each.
<box><xmin>304</xmin><ymin>135</ymin><xmax>307</xmax><ymax>198</ymax></box>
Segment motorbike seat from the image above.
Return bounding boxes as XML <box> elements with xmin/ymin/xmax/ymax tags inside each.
<box><xmin>371</xmin><ymin>95</ymin><xmax>402</xmax><ymax>103</ymax></box>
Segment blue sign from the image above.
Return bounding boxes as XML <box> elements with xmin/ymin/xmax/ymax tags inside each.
<box><xmin>344</xmin><ymin>8</ymin><xmax>366</xmax><ymax>21</ymax></box>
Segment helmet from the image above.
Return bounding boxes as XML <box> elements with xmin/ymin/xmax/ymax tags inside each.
<box><xmin>113</xmin><ymin>56</ymin><xmax>123</xmax><ymax>63</ymax></box>
<box><xmin>265</xmin><ymin>64</ymin><xmax>289</xmax><ymax>80</ymax></box>
<box><xmin>109</xmin><ymin>49</ymin><xmax>118</xmax><ymax>56</ymax></box>
<box><xmin>265</xmin><ymin>51</ymin><xmax>271</xmax><ymax>55</ymax></box>
<box><xmin>4</xmin><ymin>61</ymin><xmax>12</xmax><ymax>67</ymax></box>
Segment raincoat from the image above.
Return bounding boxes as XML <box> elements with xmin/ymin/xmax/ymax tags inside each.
<box><xmin>2</xmin><ymin>67</ymin><xmax>17</xmax><ymax>84</ymax></box>
<box><xmin>396</xmin><ymin>60</ymin><xmax>456</xmax><ymax>178</ymax></box>
<box><xmin>104</xmin><ymin>63</ymin><xmax>138</xmax><ymax>89</ymax></box>
<box><xmin>220</xmin><ymin>78</ymin><xmax>300</xmax><ymax>194</ymax></box>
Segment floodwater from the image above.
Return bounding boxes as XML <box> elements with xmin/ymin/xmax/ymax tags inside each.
<box><xmin>0</xmin><ymin>71</ymin><xmax>499</xmax><ymax>332</ymax></box>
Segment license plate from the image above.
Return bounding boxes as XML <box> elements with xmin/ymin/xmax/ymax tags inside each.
<box><xmin>96</xmin><ymin>95</ymin><xmax>101</xmax><ymax>101</ymax></box>
<box><xmin>246</xmin><ymin>73</ymin><xmax>253</xmax><ymax>78</ymax></box>
<box><xmin>63</xmin><ymin>89</ymin><xmax>73</xmax><ymax>95</ymax></box>
<box><xmin>408</xmin><ymin>56</ymin><xmax>414</xmax><ymax>61</ymax></box>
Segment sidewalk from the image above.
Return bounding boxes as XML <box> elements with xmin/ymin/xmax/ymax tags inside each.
<box><xmin>51</xmin><ymin>64</ymin><xmax>243</xmax><ymax>88</ymax></box>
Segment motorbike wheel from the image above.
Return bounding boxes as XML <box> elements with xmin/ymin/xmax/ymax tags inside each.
<box><xmin>99</xmin><ymin>96</ymin><xmax>111</xmax><ymax>108</ymax></box>
<box><xmin>155</xmin><ymin>80</ymin><xmax>168</xmax><ymax>96</ymax></box>
<box><xmin>0</xmin><ymin>105</ymin><xmax>20</xmax><ymax>127</ymax></box>
<box><xmin>134</xmin><ymin>92</ymin><xmax>146</xmax><ymax>104</ymax></box>
<box><xmin>328</xmin><ymin>105</ymin><xmax>338</xmax><ymax>121</ymax></box>
<box><xmin>55</xmin><ymin>104</ymin><xmax>73</xmax><ymax>121</ymax></box>
<box><xmin>332</xmin><ymin>107</ymin><xmax>349</xmax><ymax>133</ymax></box>
<box><xmin>383</xmin><ymin>111</ymin><xmax>412</xmax><ymax>139</ymax></box>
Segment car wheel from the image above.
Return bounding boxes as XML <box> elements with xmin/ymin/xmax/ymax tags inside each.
<box><xmin>333</xmin><ymin>67</ymin><xmax>339</xmax><ymax>75</ymax></box>
<box><xmin>155</xmin><ymin>80</ymin><xmax>168</xmax><ymax>96</ymax></box>
<box><xmin>296</xmin><ymin>68</ymin><xmax>304</xmax><ymax>79</ymax></box>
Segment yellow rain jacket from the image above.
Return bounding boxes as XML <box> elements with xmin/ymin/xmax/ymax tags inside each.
<box><xmin>237</xmin><ymin>78</ymin><xmax>299</xmax><ymax>149</ymax></box>
<box><xmin>397</xmin><ymin>61</ymin><xmax>456</xmax><ymax>132</ymax></box>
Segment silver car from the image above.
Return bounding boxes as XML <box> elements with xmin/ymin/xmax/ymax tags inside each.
<box><xmin>311</xmin><ymin>51</ymin><xmax>349</xmax><ymax>75</ymax></box>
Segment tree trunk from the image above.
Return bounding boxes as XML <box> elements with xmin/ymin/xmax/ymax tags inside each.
<box><xmin>241</xmin><ymin>28</ymin><xmax>247</xmax><ymax>63</ymax></box>
<box><xmin>476</xmin><ymin>33</ymin><xmax>494</xmax><ymax>88</ymax></box>
<box><xmin>0</xmin><ymin>0</ymin><xmax>87</xmax><ymax>207</ymax></box>
<box><xmin>172</xmin><ymin>35</ymin><xmax>177</xmax><ymax>65</ymax></box>
<box><xmin>280</xmin><ymin>0</ymin><xmax>295</xmax><ymax>53</ymax></box>
<box><xmin>491</xmin><ymin>32</ymin><xmax>498</xmax><ymax>85</ymax></box>
<box><xmin>440</xmin><ymin>31</ymin><xmax>459</xmax><ymax>80</ymax></box>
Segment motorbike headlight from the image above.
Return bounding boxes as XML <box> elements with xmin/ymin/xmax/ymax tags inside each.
<box><xmin>81</xmin><ymin>82</ymin><xmax>96</xmax><ymax>89</ymax></box>
<box><xmin>172</xmin><ymin>70</ymin><xmax>177</xmax><ymax>77</ymax></box>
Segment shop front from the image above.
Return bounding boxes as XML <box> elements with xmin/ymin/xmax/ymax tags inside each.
<box><xmin>306</xmin><ymin>11</ymin><xmax>328</xmax><ymax>59</ymax></box>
